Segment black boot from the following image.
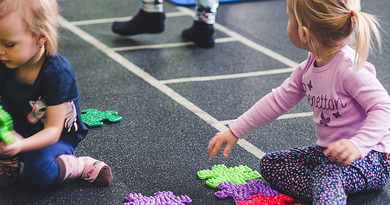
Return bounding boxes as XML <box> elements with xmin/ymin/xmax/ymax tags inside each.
<box><xmin>112</xmin><ymin>9</ymin><xmax>165</xmax><ymax>36</ymax></box>
<box><xmin>182</xmin><ymin>21</ymin><xmax>215</xmax><ymax>48</ymax></box>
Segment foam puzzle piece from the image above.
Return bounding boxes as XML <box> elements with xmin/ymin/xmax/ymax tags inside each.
<box><xmin>235</xmin><ymin>194</ymin><xmax>299</xmax><ymax>205</ymax></box>
<box><xmin>197</xmin><ymin>164</ymin><xmax>261</xmax><ymax>188</ymax></box>
<box><xmin>215</xmin><ymin>179</ymin><xmax>281</xmax><ymax>201</ymax></box>
<box><xmin>123</xmin><ymin>191</ymin><xmax>192</xmax><ymax>205</ymax></box>
<box><xmin>0</xmin><ymin>105</ymin><xmax>14</xmax><ymax>145</ymax></box>
<box><xmin>81</xmin><ymin>109</ymin><xmax>122</xmax><ymax>127</ymax></box>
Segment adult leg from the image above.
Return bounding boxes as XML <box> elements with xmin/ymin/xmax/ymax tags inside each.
<box><xmin>182</xmin><ymin>0</ymin><xmax>219</xmax><ymax>48</ymax></box>
<box><xmin>112</xmin><ymin>0</ymin><xmax>165</xmax><ymax>36</ymax></box>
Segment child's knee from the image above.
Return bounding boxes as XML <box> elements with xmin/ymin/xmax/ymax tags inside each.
<box><xmin>310</xmin><ymin>163</ymin><xmax>340</xmax><ymax>186</ymax></box>
<box><xmin>23</xmin><ymin>161</ymin><xmax>59</xmax><ymax>188</ymax></box>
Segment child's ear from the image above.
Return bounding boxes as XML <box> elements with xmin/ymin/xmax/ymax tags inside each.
<box><xmin>300</xmin><ymin>26</ymin><xmax>310</xmax><ymax>44</ymax></box>
<box><xmin>36</xmin><ymin>34</ymin><xmax>47</xmax><ymax>48</ymax></box>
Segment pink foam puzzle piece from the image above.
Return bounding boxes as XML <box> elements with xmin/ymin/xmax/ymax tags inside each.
<box><xmin>235</xmin><ymin>194</ymin><xmax>299</xmax><ymax>205</ymax></box>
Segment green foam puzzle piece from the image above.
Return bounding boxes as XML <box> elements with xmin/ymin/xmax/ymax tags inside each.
<box><xmin>0</xmin><ymin>105</ymin><xmax>14</xmax><ymax>145</ymax></box>
<box><xmin>198</xmin><ymin>164</ymin><xmax>262</xmax><ymax>188</ymax></box>
<box><xmin>81</xmin><ymin>109</ymin><xmax>122</xmax><ymax>127</ymax></box>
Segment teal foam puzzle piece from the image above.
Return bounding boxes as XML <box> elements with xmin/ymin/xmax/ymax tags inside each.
<box><xmin>197</xmin><ymin>164</ymin><xmax>261</xmax><ymax>188</ymax></box>
<box><xmin>81</xmin><ymin>109</ymin><xmax>122</xmax><ymax>127</ymax></box>
<box><xmin>0</xmin><ymin>105</ymin><xmax>14</xmax><ymax>145</ymax></box>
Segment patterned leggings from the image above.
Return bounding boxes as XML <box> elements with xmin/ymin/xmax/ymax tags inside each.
<box><xmin>260</xmin><ymin>146</ymin><xmax>390</xmax><ymax>205</ymax></box>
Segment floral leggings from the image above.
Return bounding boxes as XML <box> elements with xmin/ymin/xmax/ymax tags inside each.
<box><xmin>260</xmin><ymin>146</ymin><xmax>390</xmax><ymax>205</ymax></box>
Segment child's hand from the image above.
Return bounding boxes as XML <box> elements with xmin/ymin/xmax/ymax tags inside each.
<box><xmin>0</xmin><ymin>130</ymin><xmax>24</xmax><ymax>157</ymax></box>
<box><xmin>323</xmin><ymin>139</ymin><xmax>361</xmax><ymax>167</ymax></box>
<box><xmin>207</xmin><ymin>129</ymin><xmax>238</xmax><ymax>159</ymax></box>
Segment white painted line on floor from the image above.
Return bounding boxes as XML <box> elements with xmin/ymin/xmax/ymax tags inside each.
<box><xmin>175</xmin><ymin>6</ymin><xmax>300</xmax><ymax>68</ymax></box>
<box><xmin>71</xmin><ymin>17</ymin><xmax>132</xmax><ymax>26</ymax></box>
<box><xmin>112</xmin><ymin>42</ymin><xmax>195</xmax><ymax>51</ymax></box>
<box><xmin>112</xmin><ymin>37</ymin><xmax>237</xmax><ymax>51</ymax></box>
<box><xmin>220</xmin><ymin>112</ymin><xmax>313</xmax><ymax>125</ymax></box>
<box><xmin>71</xmin><ymin>11</ymin><xmax>190</xmax><ymax>26</ymax></box>
<box><xmin>160</xmin><ymin>67</ymin><xmax>295</xmax><ymax>84</ymax></box>
<box><xmin>59</xmin><ymin>16</ymin><xmax>266</xmax><ymax>160</ymax></box>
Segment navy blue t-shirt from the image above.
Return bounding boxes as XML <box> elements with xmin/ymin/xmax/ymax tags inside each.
<box><xmin>0</xmin><ymin>53</ymin><xmax>88</xmax><ymax>147</ymax></box>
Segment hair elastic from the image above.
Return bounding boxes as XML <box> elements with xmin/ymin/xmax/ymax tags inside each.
<box><xmin>350</xmin><ymin>10</ymin><xmax>355</xmax><ymax>17</ymax></box>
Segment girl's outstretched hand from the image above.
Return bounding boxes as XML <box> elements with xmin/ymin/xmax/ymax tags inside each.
<box><xmin>323</xmin><ymin>139</ymin><xmax>361</xmax><ymax>167</ymax></box>
<box><xmin>207</xmin><ymin>129</ymin><xmax>238</xmax><ymax>159</ymax></box>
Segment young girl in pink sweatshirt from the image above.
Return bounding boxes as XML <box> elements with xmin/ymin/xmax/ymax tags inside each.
<box><xmin>207</xmin><ymin>0</ymin><xmax>390</xmax><ymax>204</ymax></box>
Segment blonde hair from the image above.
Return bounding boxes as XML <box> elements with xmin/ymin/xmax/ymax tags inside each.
<box><xmin>0</xmin><ymin>0</ymin><xmax>59</xmax><ymax>56</ymax></box>
<box><xmin>289</xmin><ymin>0</ymin><xmax>381</xmax><ymax>69</ymax></box>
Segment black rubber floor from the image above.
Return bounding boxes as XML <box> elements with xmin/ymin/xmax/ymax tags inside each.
<box><xmin>1</xmin><ymin>0</ymin><xmax>390</xmax><ymax>204</ymax></box>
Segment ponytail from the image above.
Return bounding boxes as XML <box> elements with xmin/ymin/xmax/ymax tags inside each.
<box><xmin>350</xmin><ymin>10</ymin><xmax>381</xmax><ymax>69</ymax></box>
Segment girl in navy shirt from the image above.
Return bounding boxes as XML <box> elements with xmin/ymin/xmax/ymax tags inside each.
<box><xmin>0</xmin><ymin>0</ymin><xmax>113</xmax><ymax>188</ymax></box>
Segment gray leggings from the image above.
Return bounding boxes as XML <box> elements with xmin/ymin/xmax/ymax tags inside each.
<box><xmin>142</xmin><ymin>0</ymin><xmax>219</xmax><ymax>24</ymax></box>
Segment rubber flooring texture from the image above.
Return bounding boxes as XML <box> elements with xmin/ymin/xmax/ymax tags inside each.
<box><xmin>1</xmin><ymin>0</ymin><xmax>390</xmax><ymax>204</ymax></box>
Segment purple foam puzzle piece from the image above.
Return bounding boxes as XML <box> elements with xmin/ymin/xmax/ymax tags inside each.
<box><xmin>123</xmin><ymin>191</ymin><xmax>192</xmax><ymax>205</ymax></box>
<box><xmin>215</xmin><ymin>179</ymin><xmax>281</xmax><ymax>202</ymax></box>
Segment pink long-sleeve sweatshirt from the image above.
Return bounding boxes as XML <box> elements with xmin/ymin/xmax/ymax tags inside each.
<box><xmin>229</xmin><ymin>45</ymin><xmax>390</xmax><ymax>158</ymax></box>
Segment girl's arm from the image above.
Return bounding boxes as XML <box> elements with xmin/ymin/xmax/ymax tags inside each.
<box><xmin>207</xmin><ymin>61</ymin><xmax>310</xmax><ymax>158</ymax></box>
<box><xmin>343</xmin><ymin>64</ymin><xmax>390</xmax><ymax>158</ymax></box>
<box><xmin>229</xmin><ymin>67</ymin><xmax>307</xmax><ymax>139</ymax></box>
<box><xmin>0</xmin><ymin>103</ymin><xmax>67</xmax><ymax>157</ymax></box>
<box><xmin>324</xmin><ymin>63</ymin><xmax>390</xmax><ymax>166</ymax></box>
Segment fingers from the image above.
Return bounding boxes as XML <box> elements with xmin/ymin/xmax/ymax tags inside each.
<box><xmin>223</xmin><ymin>141</ymin><xmax>234</xmax><ymax>158</ymax></box>
<box><xmin>207</xmin><ymin>134</ymin><xmax>225</xmax><ymax>159</ymax></box>
<box><xmin>324</xmin><ymin>146</ymin><xmax>347</xmax><ymax>166</ymax></box>
<box><xmin>325</xmin><ymin>150</ymin><xmax>346</xmax><ymax>166</ymax></box>
<box><xmin>207</xmin><ymin>134</ymin><xmax>217</xmax><ymax>157</ymax></box>
<box><xmin>0</xmin><ymin>141</ymin><xmax>9</xmax><ymax>157</ymax></box>
<box><xmin>332</xmin><ymin>152</ymin><xmax>355</xmax><ymax>167</ymax></box>
<box><xmin>338</xmin><ymin>152</ymin><xmax>354</xmax><ymax>167</ymax></box>
<box><xmin>324</xmin><ymin>139</ymin><xmax>361</xmax><ymax>167</ymax></box>
<box><xmin>210</xmin><ymin>141</ymin><xmax>224</xmax><ymax>159</ymax></box>
<box><xmin>207</xmin><ymin>131</ymin><xmax>238</xmax><ymax>159</ymax></box>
